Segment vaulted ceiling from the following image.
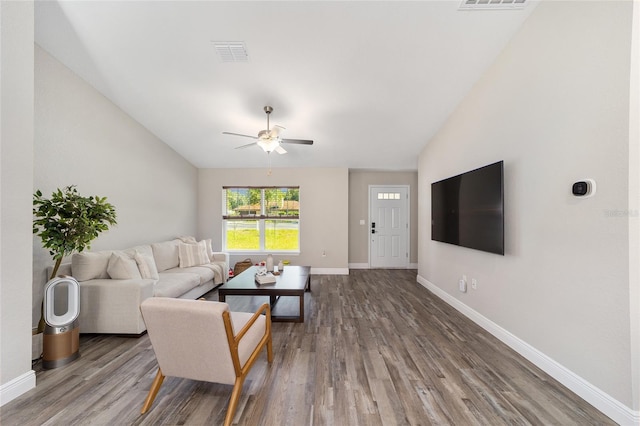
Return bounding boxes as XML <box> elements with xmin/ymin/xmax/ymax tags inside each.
<box><xmin>35</xmin><ymin>1</ymin><xmax>537</xmax><ymax>170</ymax></box>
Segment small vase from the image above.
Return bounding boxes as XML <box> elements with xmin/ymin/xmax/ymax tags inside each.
<box><xmin>278</xmin><ymin>260</ymin><xmax>284</xmax><ymax>270</ymax></box>
<box><xmin>266</xmin><ymin>254</ymin><xmax>274</xmax><ymax>272</ymax></box>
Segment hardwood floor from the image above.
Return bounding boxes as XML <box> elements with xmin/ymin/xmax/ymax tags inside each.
<box><xmin>2</xmin><ymin>270</ymin><xmax>614</xmax><ymax>425</ymax></box>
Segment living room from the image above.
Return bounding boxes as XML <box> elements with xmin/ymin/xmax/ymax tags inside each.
<box><xmin>2</xmin><ymin>1</ymin><xmax>639</xmax><ymax>425</ymax></box>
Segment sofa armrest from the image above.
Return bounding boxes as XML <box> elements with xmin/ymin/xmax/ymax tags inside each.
<box><xmin>210</xmin><ymin>252</ymin><xmax>229</xmax><ymax>283</ymax></box>
<box><xmin>78</xmin><ymin>278</ymin><xmax>155</xmax><ymax>334</ymax></box>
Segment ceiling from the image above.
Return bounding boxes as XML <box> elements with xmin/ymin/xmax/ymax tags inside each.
<box><xmin>35</xmin><ymin>1</ymin><xmax>537</xmax><ymax>170</ymax></box>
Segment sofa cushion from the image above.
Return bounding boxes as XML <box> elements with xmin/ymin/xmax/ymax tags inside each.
<box><xmin>178</xmin><ymin>241</ymin><xmax>209</xmax><ymax>268</ymax></box>
<box><xmin>134</xmin><ymin>250</ymin><xmax>160</xmax><ymax>280</ymax></box>
<box><xmin>154</xmin><ymin>272</ymin><xmax>201</xmax><ymax>298</ymax></box>
<box><xmin>123</xmin><ymin>244</ymin><xmax>153</xmax><ymax>258</ymax></box>
<box><xmin>107</xmin><ymin>252</ymin><xmax>142</xmax><ymax>280</ymax></box>
<box><xmin>151</xmin><ymin>240</ymin><xmax>181</xmax><ymax>272</ymax></box>
<box><xmin>163</xmin><ymin>265</ymin><xmax>214</xmax><ymax>285</ymax></box>
<box><xmin>72</xmin><ymin>251</ymin><xmax>111</xmax><ymax>281</ymax></box>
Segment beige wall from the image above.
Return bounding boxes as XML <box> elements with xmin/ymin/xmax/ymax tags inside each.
<box><xmin>198</xmin><ymin>168</ymin><xmax>349</xmax><ymax>273</ymax></box>
<box><xmin>33</xmin><ymin>46</ymin><xmax>199</xmax><ymax>327</ymax></box>
<box><xmin>348</xmin><ymin>170</ymin><xmax>418</xmax><ymax>266</ymax></box>
<box><xmin>418</xmin><ymin>0</ymin><xmax>636</xmax><ymax>419</ymax></box>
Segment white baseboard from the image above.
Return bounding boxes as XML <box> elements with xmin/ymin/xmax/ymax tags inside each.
<box><xmin>310</xmin><ymin>267</ymin><xmax>349</xmax><ymax>275</ymax></box>
<box><xmin>348</xmin><ymin>263</ymin><xmax>369</xmax><ymax>269</ymax></box>
<box><xmin>348</xmin><ymin>263</ymin><xmax>418</xmax><ymax>270</ymax></box>
<box><xmin>416</xmin><ymin>274</ymin><xmax>639</xmax><ymax>426</ymax></box>
<box><xmin>0</xmin><ymin>370</ymin><xmax>36</xmax><ymax>407</ymax></box>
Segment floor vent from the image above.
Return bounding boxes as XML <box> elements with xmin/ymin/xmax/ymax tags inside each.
<box><xmin>213</xmin><ymin>42</ymin><xmax>248</xmax><ymax>62</ymax></box>
<box><xmin>459</xmin><ymin>0</ymin><xmax>527</xmax><ymax>10</ymax></box>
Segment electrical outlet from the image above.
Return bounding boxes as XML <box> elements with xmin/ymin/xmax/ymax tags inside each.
<box><xmin>471</xmin><ymin>278</ymin><xmax>477</xmax><ymax>290</ymax></box>
<box><xmin>459</xmin><ymin>277</ymin><xmax>467</xmax><ymax>293</ymax></box>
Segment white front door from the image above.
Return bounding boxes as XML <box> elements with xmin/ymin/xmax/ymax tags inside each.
<box><xmin>369</xmin><ymin>186</ymin><xmax>409</xmax><ymax>268</ymax></box>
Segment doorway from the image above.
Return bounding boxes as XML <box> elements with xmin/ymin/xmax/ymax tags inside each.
<box><xmin>369</xmin><ymin>185</ymin><xmax>409</xmax><ymax>268</ymax></box>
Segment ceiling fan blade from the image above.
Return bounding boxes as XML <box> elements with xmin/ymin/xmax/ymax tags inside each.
<box><xmin>223</xmin><ymin>131</ymin><xmax>257</xmax><ymax>140</ymax></box>
<box><xmin>235</xmin><ymin>142</ymin><xmax>258</xmax><ymax>150</ymax></box>
<box><xmin>271</xmin><ymin>125</ymin><xmax>285</xmax><ymax>138</ymax></box>
<box><xmin>275</xmin><ymin>145</ymin><xmax>287</xmax><ymax>154</ymax></box>
<box><xmin>281</xmin><ymin>138</ymin><xmax>314</xmax><ymax>145</ymax></box>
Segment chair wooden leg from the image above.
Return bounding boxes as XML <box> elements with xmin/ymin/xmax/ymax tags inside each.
<box><xmin>141</xmin><ymin>368</ymin><xmax>165</xmax><ymax>414</ymax></box>
<box><xmin>266</xmin><ymin>334</ymin><xmax>274</xmax><ymax>363</ymax></box>
<box><xmin>224</xmin><ymin>376</ymin><xmax>246</xmax><ymax>426</ymax></box>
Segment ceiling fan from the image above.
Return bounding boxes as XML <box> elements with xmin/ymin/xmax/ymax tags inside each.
<box><xmin>223</xmin><ymin>106</ymin><xmax>314</xmax><ymax>154</ymax></box>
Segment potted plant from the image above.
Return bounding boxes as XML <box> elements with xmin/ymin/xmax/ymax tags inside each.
<box><xmin>32</xmin><ymin>185</ymin><xmax>117</xmax><ymax>334</ymax></box>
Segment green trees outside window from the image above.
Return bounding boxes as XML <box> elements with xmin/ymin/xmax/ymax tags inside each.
<box><xmin>223</xmin><ymin>187</ymin><xmax>299</xmax><ymax>252</ymax></box>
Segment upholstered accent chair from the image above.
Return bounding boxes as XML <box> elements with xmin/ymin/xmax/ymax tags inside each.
<box><xmin>140</xmin><ymin>297</ymin><xmax>273</xmax><ymax>426</ymax></box>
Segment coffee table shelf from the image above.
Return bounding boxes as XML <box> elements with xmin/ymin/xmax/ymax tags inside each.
<box><xmin>218</xmin><ymin>265</ymin><xmax>311</xmax><ymax>323</ymax></box>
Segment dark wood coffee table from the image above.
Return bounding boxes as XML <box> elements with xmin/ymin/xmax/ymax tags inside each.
<box><xmin>218</xmin><ymin>265</ymin><xmax>311</xmax><ymax>323</ymax></box>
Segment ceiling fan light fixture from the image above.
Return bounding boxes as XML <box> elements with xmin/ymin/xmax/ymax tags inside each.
<box><xmin>257</xmin><ymin>138</ymin><xmax>280</xmax><ymax>153</ymax></box>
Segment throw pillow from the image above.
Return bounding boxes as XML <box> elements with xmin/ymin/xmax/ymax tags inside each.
<box><xmin>178</xmin><ymin>235</ymin><xmax>197</xmax><ymax>244</ymax></box>
<box><xmin>178</xmin><ymin>240</ymin><xmax>209</xmax><ymax>268</ymax></box>
<box><xmin>204</xmin><ymin>238</ymin><xmax>213</xmax><ymax>259</ymax></box>
<box><xmin>151</xmin><ymin>240</ymin><xmax>180</xmax><ymax>272</ymax></box>
<box><xmin>71</xmin><ymin>251</ymin><xmax>111</xmax><ymax>281</ymax></box>
<box><xmin>134</xmin><ymin>250</ymin><xmax>160</xmax><ymax>280</ymax></box>
<box><xmin>107</xmin><ymin>252</ymin><xmax>142</xmax><ymax>280</ymax></box>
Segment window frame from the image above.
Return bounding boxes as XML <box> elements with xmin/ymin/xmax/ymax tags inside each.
<box><xmin>222</xmin><ymin>186</ymin><xmax>300</xmax><ymax>254</ymax></box>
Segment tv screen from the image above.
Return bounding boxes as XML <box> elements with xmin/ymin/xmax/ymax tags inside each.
<box><xmin>431</xmin><ymin>161</ymin><xmax>504</xmax><ymax>255</ymax></box>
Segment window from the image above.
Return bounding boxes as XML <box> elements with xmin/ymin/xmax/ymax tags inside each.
<box><xmin>377</xmin><ymin>192</ymin><xmax>401</xmax><ymax>200</ymax></box>
<box><xmin>223</xmin><ymin>187</ymin><xmax>300</xmax><ymax>252</ymax></box>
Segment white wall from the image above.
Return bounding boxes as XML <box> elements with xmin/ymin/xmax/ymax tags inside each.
<box><xmin>198</xmin><ymin>167</ymin><xmax>349</xmax><ymax>273</ymax></box>
<box><xmin>628</xmin><ymin>0</ymin><xmax>640</xmax><ymax>411</ymax></box>
<box><xmin>348</xmin><ymin>170</ymin><xmax>418</xmax><ymax>266</ymax></box>
<box><xmin>418</xmin><ymin>0</ymin><xmax>637</xmax><ymax>422</ymax></box>
<box><xmin>0</xmin><ymin>0</ymin><xmax>36</xmax><ymax>405</ymax></box>
<box><xmin>33</xmin><ymin>46</ymin><xmax>198</xmax><ymax>327</ymax></box>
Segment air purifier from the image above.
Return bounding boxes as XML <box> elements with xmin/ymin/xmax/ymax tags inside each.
<box><xmin>42</xmin><ymin>276</ymin><xmax>80</xmax><ymax>369</ymax></box>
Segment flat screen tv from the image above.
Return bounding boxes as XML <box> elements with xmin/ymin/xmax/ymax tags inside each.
<box><xmin>431</xmin><ymin>161</ymin><xmax>504</xmax><ymax>255</ymax></box>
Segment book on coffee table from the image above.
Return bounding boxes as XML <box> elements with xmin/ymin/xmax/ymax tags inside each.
<box><xmin>255</xmin><ymin>273</ymin><xmax>277</xmax><ymax>285</ymax></box>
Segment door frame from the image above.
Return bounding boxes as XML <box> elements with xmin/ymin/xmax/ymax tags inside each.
<box><xmin>368</xmin><ymin>184</ymin><xmax>411</xmax><ymax>269</ymax></box>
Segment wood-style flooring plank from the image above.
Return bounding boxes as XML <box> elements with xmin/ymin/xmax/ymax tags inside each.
<box><xmin>1</xmin><ymin>270</ymin><xmax>615</xmax><ymax>425</ymax></box>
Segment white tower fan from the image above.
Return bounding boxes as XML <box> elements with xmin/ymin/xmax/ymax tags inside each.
<box><xmin>42</xmin><ymin>276</ymin><xmax>80</xmax><ymax>369</ymax></box>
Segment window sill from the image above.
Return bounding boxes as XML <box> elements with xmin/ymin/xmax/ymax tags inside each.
<box><xmin>225</xmin><ymin>250</ymin><xmax>300</xmax><ymax>256</ymax></box>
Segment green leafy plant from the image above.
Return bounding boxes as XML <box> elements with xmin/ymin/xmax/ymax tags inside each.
<box><xmin>33</xmin><ymin>185</ymin><xmax>117</xmax><ymax>333</ymax></box>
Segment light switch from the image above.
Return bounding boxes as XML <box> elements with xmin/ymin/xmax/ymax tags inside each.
<box><xmin>359</xmin><ymin>219</ymin><xmax>365</xmax><ymax>225</ymax></box>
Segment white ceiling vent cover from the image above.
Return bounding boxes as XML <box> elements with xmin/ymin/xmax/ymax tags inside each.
<box><xmin>213</xmin><ymin>42</ymin><xmax>248</xmax><ymax>62</ymax></box>
<box><xmin>460</xmin><ymin>0</ymin><xmax>526</xmax><ymax>10</ymax></box>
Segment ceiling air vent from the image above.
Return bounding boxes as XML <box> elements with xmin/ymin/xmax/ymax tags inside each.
<box><xmin>213</xmin><ymin>42</ymin><xmax>248</xmax><ymax>62</ymax></box>
<box><xmin>460</xmin><ymin>0</ymin><xmax>526</xmax><ymax>10</ymax></box>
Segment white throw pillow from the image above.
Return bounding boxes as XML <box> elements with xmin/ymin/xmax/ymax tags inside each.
<box><xmin>134</xmin><ymin>250</ymin><xmax>159</xmax><ymax>280</ymax></box>
<box><xmin>178</xmin><ymin>241</ymin><xmax>210</xmax><ymax>268</ymax></box>
<box><xmin>151</xmin><ymin>240</ymin><xmax>180</xmax><ymax>272</ymax></box>
<box><xmin>107</xmin><ymin>252</ymin><xmax>142</xmax><ymax>280</ymax></box>
<box><xmin>71</xmin><ymin>251</ymin><xmax>111</xmax><ymax>281</ymax></box>
<box><xmin>204</xmin><ymin>238</ymin><xmax>213</xmax><ymax>259</ymax></box>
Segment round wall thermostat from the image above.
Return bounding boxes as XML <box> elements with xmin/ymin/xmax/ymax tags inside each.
<box><xmin>572</xmin><ymin>179</ymin><xmax>596</xmax><ymax>198</ymax></box>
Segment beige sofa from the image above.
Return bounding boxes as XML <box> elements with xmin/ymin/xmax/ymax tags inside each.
<box><xmin>54</xmin><ymin>237</ymin><xmax>228</xmax><ymax>335</ymax></box>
